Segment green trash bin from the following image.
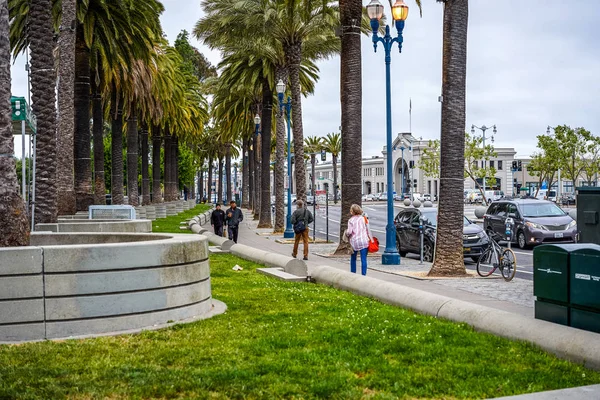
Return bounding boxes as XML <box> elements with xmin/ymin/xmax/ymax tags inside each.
<box><xmin>533</xmin><ymin>244</ymin><xmax>590</xmax><ymax>325</ymax></box>
<box><xmin>570</xmin><ymin>245</ymin><xmax>600</xmax><ymax>333</ymax></box>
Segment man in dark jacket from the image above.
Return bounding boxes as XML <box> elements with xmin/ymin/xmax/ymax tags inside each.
<box><xmin>225</xmin><ymin>200</ymin><xmax>243</xmax><ymax>243</ymax></box>
<box><xmin>291</xmin><ymin>200</ymin><xmax>314</xmax><ymax>260</ymax></box>
<box><xmin>211</xmin><ymin>204</ymin><xmax>226</xmax><ymax>236</ymax></box>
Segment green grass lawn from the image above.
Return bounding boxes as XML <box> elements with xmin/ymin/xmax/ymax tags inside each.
<box><xmin>152</xmin><ymin>203</ymin><xmax>212</xmax><ymax>233</ymax></box>
<box><xmin>0</xmin><ymin>252</ymin><xmax>599</xmax><ymax>399</ymax></box>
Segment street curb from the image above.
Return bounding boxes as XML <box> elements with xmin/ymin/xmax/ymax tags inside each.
<box><xmin>310</xmin><ymin>265</ymin><xmax>600</xmax><ymax>371</ymax></box>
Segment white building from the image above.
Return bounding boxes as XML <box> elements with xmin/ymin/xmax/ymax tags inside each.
<box><xmin>303</xmin><ymin>132</ymin><xmax>518</xmax><ymax>198</ymax></box>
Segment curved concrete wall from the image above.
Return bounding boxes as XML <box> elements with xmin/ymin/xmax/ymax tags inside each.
<box><xmin>0</xmin><ymin>233</ymin><xmax>211</xmax><ymax>342</ymax></box>
<box><xmin>36</xmin><ymin>220</ymin><xmax>152</xmax><ymax>233</ymax></box>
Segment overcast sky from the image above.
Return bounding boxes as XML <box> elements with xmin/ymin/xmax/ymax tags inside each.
<box><xmin>11</xmin><ymin>0</ymin><xmax>600</xmax><ymax>159</ymax></box>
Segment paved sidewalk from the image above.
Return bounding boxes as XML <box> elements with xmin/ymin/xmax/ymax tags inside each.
<box><xmin>238</xmin><ymin>210</ymin><xmax>533</xmax><ymax>317</ymax></box>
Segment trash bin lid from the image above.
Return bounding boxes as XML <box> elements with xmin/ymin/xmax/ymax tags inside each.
<box><xmin>534</xmin><ymin>243</ymin><xmax>594</xmax><ymax>255</ymax></box>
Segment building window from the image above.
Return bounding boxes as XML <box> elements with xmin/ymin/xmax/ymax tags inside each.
<box><xmin>490</xmin><ymin>160</ymin><xmax>495</xmax><ymax>169</ymax></box>
<box><xmin>498</xmin><ymin>160</ymin><xmax>503</xmax><ymax>170</ymax></box>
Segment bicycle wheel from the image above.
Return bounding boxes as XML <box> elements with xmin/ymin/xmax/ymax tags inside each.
<box><xmin>476</xmin><ymin>246</ymin><xmax>497</xmax><ymax>277</ymax></box>
<box><xmin>500</xmin><ymin>248</ymin><xmax>517</xmax><ymax>281</ymax></box>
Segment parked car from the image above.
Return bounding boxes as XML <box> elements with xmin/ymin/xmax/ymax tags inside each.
<box><xmin>394</xmin><ymin>208</ymin><xmax>489</xmax><ymax>262</ymax></box>
<box><xmin>379</xmin><ymin>193</ymin><xmax>388</xmax><ymax>201</ymax></box>
<box><xmin>393</xmin><ymin>193</ymin><xmax>403</xmax><ymax>201</ymax></box>
<box><xmin>306</xmin><ymin>195</ymin><xmax>315</xmax><ymax>205</ymax></box>
<box><xmin>483</xmin><ymin>199</ymin><xmax>577</xmax><ymax>249</ymax></box>
<box><xmin>364</xmin><ymin>194</ymin><xmax>376</xmax><ymax>202</ymax></box>
<box><xmin>561</xmin><ymin>194</ymin><xmax>576</xmax><ymax>206</ymax></box>
<box><xmin>283</xmin><ymin>194</ymin><xmax>297</xmax><ymax>206</ymax></box>
<box><xmin>423</xmin><ymin>194</ymin><xmax>432</xmax><ymax>202</ymax></box>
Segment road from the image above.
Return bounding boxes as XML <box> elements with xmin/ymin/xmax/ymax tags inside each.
<box><xmin>290</xmin><ymin>201</ymin><xmax>536</xmax><ymax>281</ymax></box>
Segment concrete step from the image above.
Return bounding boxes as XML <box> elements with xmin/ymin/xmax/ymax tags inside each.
<box><xmin>257</xmin><ymin>267</ymin><xmax>307</xmax><ymax>282</ymax></box>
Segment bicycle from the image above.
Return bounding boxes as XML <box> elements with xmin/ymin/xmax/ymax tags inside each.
<box><xmin>476</xmin><ymin>232</ymin><xmax>517</xmax><ymax>281</ymax></box>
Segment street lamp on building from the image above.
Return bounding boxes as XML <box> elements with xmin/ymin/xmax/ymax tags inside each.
<box><xmin>276</xmin><ymin>79</ymin><xmax>294</xmax><ymax>238</ymax></box>
<box><xmin>471</xmin><ymin>124</ymin><xmax>497</xmax><ymax>195</ymax></box>
<box><xmin>367</xmin><ymin>0</ymin><xmax>409</xmax><ymax>265</ymax></box>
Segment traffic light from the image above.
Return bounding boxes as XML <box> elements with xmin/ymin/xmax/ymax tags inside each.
<box><xmin>517</xmin><ymin>160</ymin><xmax>522</xmax><ymax>171</ymax></box>
<box><xmin>512</xmin><ymin>161</ymin><xmax>517</xmax><ymax>171</ymax></box>
<box><xmin>320</xmin><ymin>150</ymin><xmax>326</xmax><ymax>162</ymax></box>
<box><xmin>409</xmin><ymin>160</ymin><xmax>415</xmax><ymax>169</ymax></box>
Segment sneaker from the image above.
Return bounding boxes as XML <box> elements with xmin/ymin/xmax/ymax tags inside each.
<box><xmin>303</xmin><ymin>256</ymin><xmax>308</xmax><ymax>261</ymax></box>
<box><xmin>292</xmin><ymin>253</ymin><xmax>296</xmax><ymax>258</ymax></box>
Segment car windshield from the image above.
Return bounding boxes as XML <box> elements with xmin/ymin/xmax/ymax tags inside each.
<box><xmin>521</xmin><ymin>202</ymin><xmax>566</xmax><ymax>217</ymax></box>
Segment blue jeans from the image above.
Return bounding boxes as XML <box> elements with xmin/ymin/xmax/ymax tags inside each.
<box><xmin>351</xmin><ymin>247</ymin><xmax>368</xmax><ymax>275</ymax></box>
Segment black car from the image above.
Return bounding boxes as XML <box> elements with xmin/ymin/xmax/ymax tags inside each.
<box><xmin>561</xmin><ymin>195</ymin><xmax>576</xmax><ymax>206</ymax></box>
<box><xmin>394</xmin><ymin>208</ymin><xmax>489</xmax><ymax>262</ymax></box>
<box><xmin>483</xmin><ymin>199</ymin><xmax>577</xmax><ymax>249</ymax></box>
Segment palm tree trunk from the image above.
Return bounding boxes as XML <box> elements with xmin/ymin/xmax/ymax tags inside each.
<box><xmin>225</xmin><ymin>143</ymin><xmax>232</xmax><ymax>203</ymax></box>
<box><xmin>141</xmin><ymin>124</ymin><xmax>150</xmax><ymax>205</ymax></box>
<box><xmin>241</xmin><ymin>140</ymin><xmax>249</xmax><ymax>208</ymax></box>
<box><xmin>111</xmin><ymin>92</ymin><xmax>124</xmax><ymax>205</ymax></box>
<box><xmin>91</xmin><ymin>71</ymin><xmax>105</xmax><ymax>205</ymax></box>
<box><xmin>0</xmin><ymin>0</ymin><xmax>29</xmax><ymax>246</ymax></box>
<box><xmin>207</xmin><ymin>156</ymin><xmax>213</xmax><ymax>203</ymax></box>
<box><xmin>73</xmin><ymin>24</ymin><xmax>93</xmax><ymax>211</ymax></box>
<box><xmin>152</xmin><ymin>126</ymin><xmax>162</xmax><ymax>203</ymax></box>
<box><xmin>217</xmin><ymin>157</ymin><xmax>224</xmax><ymax>204</ymax></box>
<box><xmin>126</xmin><ymin>105</ymin><xmax>139</xmax><ymax>207</ymax></box>
<box><xmin>30</xmin><ymin>0</ymin><xmax>58</xmax><ymax>224</ymax></box>
<box><xmin>253</xmin><ymin>133</ymin><xmax>260</xmax><ymax>220</ymax></box>
<box><xmin>171</xmin><ymin>136</ymin><xmax>178</xmax><ymax>199</ymax></box>
<box><xmin>163</xmin><ymin>130</ymin><xmax>172</xmax><ymax>201</ymax></box>
<box><xmin>55</xmin><ymin>0</ymin><xmax>76</xmax><ymax>215</ymax></box>
<box><xmin>285</xmin><ymin>43</ymin><xmax>307</xmax><ymax>202</ymax></box>
<box><xmin>335</xmin><ymin>0</ymin><xmax>363</xmax><ymax>254</ymax></box>
<box><xmin>429</xmin><ymin>0</ymin><xmax>469</xmax><ymax>276</ymax></box>
<box><xmin>197</xmin><ymin>168</ymin><xmax>203</xmax><ymax>201</ymax></box>
<box><xmin>258</xmin><ymin>77</ymin><xmax>273</xmax><ymax>228</ymax></box>
<box><xmin>274</xmin><ymin>71</ymin><xmax>286</xmax><ymax>232</ymax></box>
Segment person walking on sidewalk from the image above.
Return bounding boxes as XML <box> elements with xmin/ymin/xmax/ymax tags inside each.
<box><xmin>291</xmin><ymin>200</ymin><xmax>314</xmax><ymax>260</ymax></box>
<box><xmin>346</xmin><ymin>204</ymin><xmax>370</xmax><ymax>275</ymax></box>
<box><xmin>210</xmin><ymin>204</ymin><xmax>226</xmax><ymax>236</ymax></box>
<box><xmin>225</xmin><ymin>200</ymin><xmax>243</xmax><ymax>243</ymax></box>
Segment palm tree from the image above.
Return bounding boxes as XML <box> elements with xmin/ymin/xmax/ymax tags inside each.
<box><xmin>29</xmin><ymin>0</ymin><xmax>58</xmax><ymax>224</ymax></box>
<box><xmin>428</xmin><ymin>0</ymin><xmax>468</xmax><ymax>277</ymax></box>
<box><xmin>55</xmin><ymin>0</ymin><xmax>76</xmax><ymax>215</ymax></box>
<box><xmin>321</xmin><ymin>132</ymin><xmax>341</xmax><ymax>204</ymax></box>
<box><xmin>0</xmin><ymin>0</ymin><xmax>29</xmax><ymax>246</ymax></box>
<box><xmin>304</xmin><ymin>135</ymin><xmax>323</xmax><ymax>209</ymax></box>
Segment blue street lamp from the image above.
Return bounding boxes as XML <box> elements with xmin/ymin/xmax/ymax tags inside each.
<box><xmin>367</xmin><ymin>0</ymin><xmax>409</xmax><ymax>265</ymax></box>
<box><xmin>400</xmin><ymin>145</ymin><xmax>405</xmax><ymax>196</ymax></box>
<box><xmin>276</xmin><ymin>79</ymin><xmax>295</xmax><ymax>238</ymax></box>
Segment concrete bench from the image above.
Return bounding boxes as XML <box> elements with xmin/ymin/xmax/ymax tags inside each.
<box><xmin>89</xmin><ymin>205</ymin><xmax>136</xmax><ymax>220</ymax></box>
<box><xmin>257</xmin><ymin>267</ymin><xmax>307</xmax><ymax>282</ymax></box>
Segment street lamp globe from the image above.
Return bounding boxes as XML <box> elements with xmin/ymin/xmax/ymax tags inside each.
<box><xmin>391</xmin><ymin>0</ymin><xmax>409</xmax><ymax>21</ymax></box>
<box><xmin>254</xmin><ymin>114</ymin><xmax>261</xmax><ymax>126</ymax></box>
<box><xmin>366</xmin><ymin>0</ymin><xmax>384</xmax><ymax>21</ymax></box>
<box><xmin>276</xmin><ymin>79</ymin><xmax>286</xmax><ymax>95</ymax></box>
<box><xmin>471</xmin><ymin>125</ymin><xmax>475</xmax><ymax>135</ymax></box>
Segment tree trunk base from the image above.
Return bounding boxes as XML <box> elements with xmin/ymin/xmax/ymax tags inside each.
<box><xmin>257</xmin><ymin>223</ymin><xmax>272</xmax><ymax>228</ymax></box>
<box><xmin>76</xmin><ymin>194</ymin><xmax>95</xmax><ymax>212</ymax></box>
<box><xmin>272</xmin><ymin>227</ymin><xmax>284</xmax><ymax>234</ymax></box>
<box><xmin>333</xmin><ymin>242</ymin><xmax>352</xmax><ymax>255</ymax></box>
<box><xmin>428</xmin><ymin>262</ymin><xmax>468</xmax><ymax>277</ymax></box>
<box><xmin>0</xmin><ymin>194</ymin><xmax>30</xmax><ymax>246</ymax></box>
<box><xmin>57</xmin><ymin>190</ymin><xmax>76</xmax><ymax>216</ymax></box>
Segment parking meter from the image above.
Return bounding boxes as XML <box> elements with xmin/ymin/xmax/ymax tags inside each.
<box><xmin>505</xmin><ymin>217</ymin><xmax>514</xmax><ymax>248</ymax></box>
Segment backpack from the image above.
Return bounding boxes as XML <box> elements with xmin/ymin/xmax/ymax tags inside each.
<box><xmin>293</xmin><ymin>209</ymin><xmax>307</xmax><ymax>234</ymax></box>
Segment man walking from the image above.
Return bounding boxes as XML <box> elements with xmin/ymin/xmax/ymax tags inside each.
<box><xmin>225</xmin><ymin>200</ymin><xmax>243</xmax><ymax>243</ymax></box>
<box><xmin>291</xmin><ymin>200</ymin><xmax>314</xmax><ymax>260</ymax></box>
<box><xmin>210</xmin><ymin>203</ymin><xmax>226</xmax><ymax>236</ymax></box>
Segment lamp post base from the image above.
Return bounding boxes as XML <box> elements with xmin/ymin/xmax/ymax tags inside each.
<box><xmin>283</xmin><ymin>229</ymin><xmax>295</xmax><ymax>239</ymax></box>
<box><xmin>381</xmin><ymin>252</ymin><xmax>401</xmax><ymax>265</ymax></box>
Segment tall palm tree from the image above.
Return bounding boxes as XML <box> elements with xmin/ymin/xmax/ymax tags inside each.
<box><xmin>304</xmin><ymin>135</ymin><xmax>322</xmax><ymax>209</ymax></box>
<box><xmin>428</xmin><ymin>0</ymin><xmax>468</xmax><ymax>277</ymax></box>
<box><xmin>29</xmin><ymin>0</ymin><xmax>58</xmax><ymax>224</ymax></box>
<box><xmin>56</xmin><ymin>0</ymin><xmax>76</xmax><ymax>215</ymax></box>
<box><xmin>321</xmin><ymin>132</ymin><xmax>341</xmax><ymax>204</ymax></box>
<box><xmin>0</xmin><ymin>0</ymin><xmax>29</xmax><ymax>246</ymax></box>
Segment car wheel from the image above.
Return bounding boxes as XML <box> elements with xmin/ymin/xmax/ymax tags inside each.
<box><xmin>395</xmin><ymin>237</ymin><xmax>407</xmax><ymax>257</ymax></box>
<box><xmin>517</xmin><ymin>230</ymin><xmax>529</xmax><ymax>249</ymax></box>
<box><xmin>423</xmin><ymin>241</ymin><xmax>434</xmax><ymax>262</ymax></box>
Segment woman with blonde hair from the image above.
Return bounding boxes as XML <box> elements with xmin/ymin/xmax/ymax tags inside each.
<box><xmin>346</xmin><ymin>204</ymin><xmax>370</xmax><ymax>275</ymax></box>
